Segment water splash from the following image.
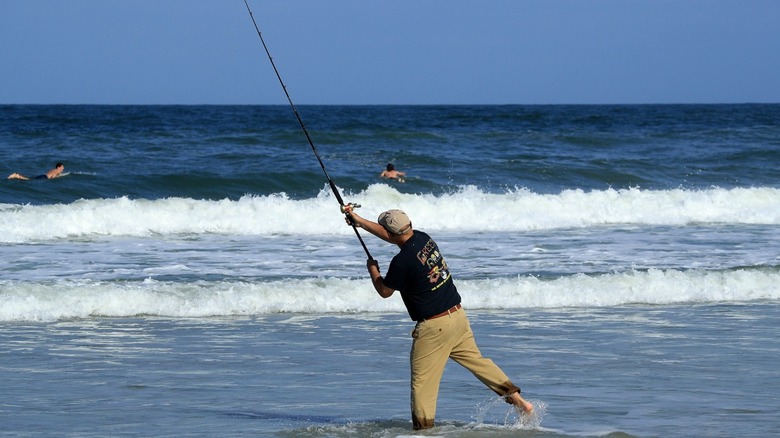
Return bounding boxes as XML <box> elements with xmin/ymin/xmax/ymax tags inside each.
<box><xmin>472</xmin><ymin>396</ymin><xmax>547</xmax><ymax>430</ymax></box>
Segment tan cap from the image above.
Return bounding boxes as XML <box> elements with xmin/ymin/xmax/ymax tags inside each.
<box><xmin>378</xmin><ymin>209</ymin><xmax>412</xmax><ymax>235</ymax></box>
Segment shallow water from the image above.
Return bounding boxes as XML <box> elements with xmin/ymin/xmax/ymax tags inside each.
<box><xmin>2</xmin><ymin>304</ymin><xmax>778</xmax><ymax>437</ymax></box>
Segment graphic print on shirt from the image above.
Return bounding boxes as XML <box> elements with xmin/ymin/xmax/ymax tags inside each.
<box><xmin>417</xmin><ymin>238</ymin><xmax>451</xmax><ymax>291</ymax></box>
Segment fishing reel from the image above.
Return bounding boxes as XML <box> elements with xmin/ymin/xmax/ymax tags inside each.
<box><xmin>340</xmin><ymin>202</ymin><xmax>361</xmax><ymax>214</ymax></box>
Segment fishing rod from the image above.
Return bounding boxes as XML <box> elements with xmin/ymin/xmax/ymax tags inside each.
<box><xmin>243</xmin><ymin>0</ymin><xmax>373</xmax><ymax>260</ymax></box>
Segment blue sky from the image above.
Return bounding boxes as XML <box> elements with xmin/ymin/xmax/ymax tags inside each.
<box><xmin>2</xmin><ymin>0</ymin><xmax>779</xmax><ymax>105</ymax></box>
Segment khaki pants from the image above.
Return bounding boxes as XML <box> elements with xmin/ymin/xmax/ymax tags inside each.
<box><xmin>409</xmin><ymin>307</ymin><xmax>520</xmax><ymax>429</ymax></box>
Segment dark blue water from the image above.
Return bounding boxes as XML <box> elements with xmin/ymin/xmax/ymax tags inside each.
<box><xmin>2</xmin><ymin>104</ymin><xmax>778</xmax><ymax>205</ymax></box>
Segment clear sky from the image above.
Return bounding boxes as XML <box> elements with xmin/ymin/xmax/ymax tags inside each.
<box><xmin>2</xmin><ymin>0</ymin><xmax>779</xmax><ymax>105</ymax></box>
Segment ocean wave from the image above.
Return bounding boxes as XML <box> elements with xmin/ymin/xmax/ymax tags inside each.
<box><xmin>1</xmin><ymin>185</ymin><xmax>779</xmax><ymax>243</ymax></box>
<box><xmin>1</xmin><ymin>267</ymin><xmax>777</xmax><ymax>322</ymax></box>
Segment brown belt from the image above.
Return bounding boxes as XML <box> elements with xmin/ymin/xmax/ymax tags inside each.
<box><xmin>421</xmin><ymin>303</ymin><xmax>462</xmax><ymax>322</ymax></box>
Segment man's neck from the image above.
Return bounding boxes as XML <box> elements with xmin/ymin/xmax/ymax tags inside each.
<box><xmin>393</xmin><ymin>230</ymin><xmax>414</xmax><ymax>248</ymax></box>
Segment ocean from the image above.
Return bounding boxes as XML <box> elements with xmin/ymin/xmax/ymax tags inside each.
<box><xmin>1</xmin><ymin>104</ymin><xmax>779</xmax><ymax>437</ymax></box>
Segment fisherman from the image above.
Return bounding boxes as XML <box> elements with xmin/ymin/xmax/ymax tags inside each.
<box><xmin>342</xmin><ymin>205</ymin><xmax>534</xmax><ymax>430</ymax></box>
<box><xmin>8</xmin><ymin>162</ymin><xmax>65</xmax><ymax>180</ymax></box>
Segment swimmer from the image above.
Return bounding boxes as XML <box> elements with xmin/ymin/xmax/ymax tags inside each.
<box><xmin>379</xmin><ymin>163</ymin><xmax>406</xmax><ymax>183</ymax></box>
<box><xmin>8</xmin><ymin>162</ymin><xmax>65</xmax><ymax>180</ymax></box>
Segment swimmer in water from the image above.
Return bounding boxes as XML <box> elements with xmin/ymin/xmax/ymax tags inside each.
<box><xmin>8</xmin><ymin>162</ymin><xmax>65</xmax><ymax>180</ymax></box>
<box><xmin>379</xmin><ymin>163</ymin><xmax>406</xmax><ymax>183</ymax></box>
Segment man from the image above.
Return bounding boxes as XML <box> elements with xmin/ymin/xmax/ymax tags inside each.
<box><xmin>379</xmin><ymin>163</ymin><xmax>406</xmax><ymax>182</ymax></box>
<box><xmin>8</xmin><ymin>162</ymin><xmax>65</xmax><ymax>180</ymax></box>
<box><xmin>343</xmin><ymin>206</ymin><xmax>533</xmax><ymax>430</ymax></box>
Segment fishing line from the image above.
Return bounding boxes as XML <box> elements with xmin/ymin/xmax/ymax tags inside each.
<box><xmin>243</xmin><ymin>0</ymin><xmax>373</xmax><ymax>260</ymax></box>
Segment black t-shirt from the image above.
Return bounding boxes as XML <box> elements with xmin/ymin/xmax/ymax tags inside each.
<box><xmin>382</xmin><ymin>230</ymin><xmax>461</xmax><ymax>321</ymax></box>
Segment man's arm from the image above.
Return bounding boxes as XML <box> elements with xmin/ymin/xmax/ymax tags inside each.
<box><xmin>367</xmin><ymin>259</ymin><xmax>395</xmax><ymax>298</ymax></box>
<box><xmin>343</xmin><ymin>206</ymin><xmax>395</xmax><ymax>244</ymax></box>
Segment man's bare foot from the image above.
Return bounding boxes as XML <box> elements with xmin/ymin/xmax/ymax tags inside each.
<box><xmin>505</xmin><ymin>391</ymin><xmax>534</xmax><ymax>414</ymax></box>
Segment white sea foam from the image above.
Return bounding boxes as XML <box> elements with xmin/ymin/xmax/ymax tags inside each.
<box><xmin>1</xmin><ymin>185</ymin><xmax>779</xmax><ymax>243</ymax></box>
<box><xmin>2</xmin><ymin>268</ymin><xmax>777</xmax><ymax>322</ymax></box>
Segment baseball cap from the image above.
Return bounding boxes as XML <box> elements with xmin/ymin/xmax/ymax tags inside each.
<box><xmin>378</xmin><ymin>209</ymin><xmax>412</xmax><ymax>235</ymax></box>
